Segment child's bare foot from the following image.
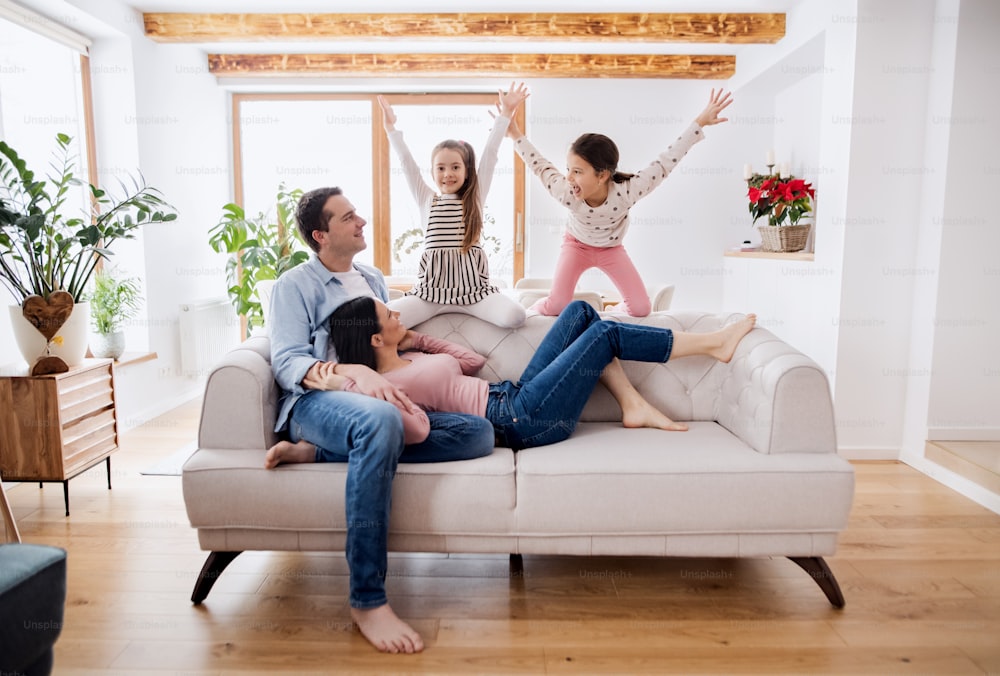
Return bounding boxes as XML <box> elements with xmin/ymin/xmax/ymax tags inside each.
<box><xmin>621</xmin><ymin>398</ymin><xmax>689</xmax><ymax>431</ymax></box>
<box><xmin>264</xmin><ymin>440</ymin><xmax>316</xmax><ymax>468</ymax></box>
<box><xmin>351</xmin><ymin>604</ymin><xmax>424</xmax><ymax>653</ymax></box>
<box><xmin>711</xmin><ymin>314</ymin><xmax>757</xmax><ymax>363</ymax></box>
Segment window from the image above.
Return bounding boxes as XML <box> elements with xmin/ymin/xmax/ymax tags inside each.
<box><xmin>232</xmin><ymin>93</ymin><xmax>525</xmax><ymax>287</ymax></box>
<box><xmin>0</xmin><ymin>13</ymin><xmax>94</xmax><ymax>220</ymax></box>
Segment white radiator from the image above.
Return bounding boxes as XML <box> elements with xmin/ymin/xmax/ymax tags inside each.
<box><xmin>179</xmin><ymin>299</ymin><xmax>241</xmax><ymax>378</ymax></box>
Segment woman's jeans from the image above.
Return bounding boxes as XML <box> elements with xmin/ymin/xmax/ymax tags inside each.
<box><xmin>486</xmin><ymin>300</ymin><xmax>674</xmax><ymax>449</ymax></box>
<box><xmin>288</xmin><ymin>392</ymin><xmax>494</xmax><ymax>609</ymax></box>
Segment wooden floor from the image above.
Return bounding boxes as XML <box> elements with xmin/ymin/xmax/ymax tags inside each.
<box><xmin>5</xmin><ymin>399</ymin><xmax>1000</xmax><ymax>674</ymax></box>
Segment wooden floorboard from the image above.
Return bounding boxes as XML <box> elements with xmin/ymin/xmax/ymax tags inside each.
<box><xmin>4</xmin><ymin>399</ymin><xmax>1000</xmax><ymax>673</ymax></box>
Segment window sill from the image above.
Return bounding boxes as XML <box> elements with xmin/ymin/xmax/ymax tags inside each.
<box><xmin>113</xmin><ymin>351</ymin><xmax>158</xmax><ymax>369</ymax></box>
<box><xmin>724</xmin><ymin>250</ymin><xmax>814</xmax><ymax>262</ymax></box>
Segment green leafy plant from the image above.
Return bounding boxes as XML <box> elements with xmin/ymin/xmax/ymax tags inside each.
<box><xmin>208</xmin><ymin>184</ymin><xmax>309</xmax><ymax>331</ymax></box>
<box><xmin>89</xmin><ymin>268</ymin><xmax>142</xmax><ymax>335</ymax></box>
<box><xmin>746</xmin><ymin>173</ymin><xmax>816</xmax><ymax>226</ymax></box>
<box><xmin>0</xmin><ymin>133</ymin><xmax>177</xmax><ymax>303</ymax></box>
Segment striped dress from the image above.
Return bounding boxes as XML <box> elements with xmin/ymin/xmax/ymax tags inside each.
<box><xmin>387</xmin><ymin>116</ymin><xmax>509</xmax><ymax>306</ymax></box>
<box><xmin>411</xmin><ymin>195</ymin><xmax>499</xmax><ymax>304</ymax></box>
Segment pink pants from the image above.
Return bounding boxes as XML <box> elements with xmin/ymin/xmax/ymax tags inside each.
<box><xmin>531</xmin><ymin>233</ymin><xmax>651</xmax><ymax>317</ymax></box>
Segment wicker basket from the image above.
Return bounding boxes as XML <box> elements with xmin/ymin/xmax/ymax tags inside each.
<box><xmin>757</xmin><ymin>224</ymin><xmax>811</xmax><ymax>252</ymax></box>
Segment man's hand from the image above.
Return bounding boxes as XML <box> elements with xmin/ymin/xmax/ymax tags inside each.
<box><xmin>694</xmin><ymin>88</ymin><xmax>734</xmax><ymax>128</ymax></box>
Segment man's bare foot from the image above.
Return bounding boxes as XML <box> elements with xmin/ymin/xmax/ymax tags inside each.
<box><xmin>711</xmin><ymin>314</ymin><xmax>757</xmax><ymax>363</ymax></box>
<box><xmin>263</xmin><ymin>440</ymin><xmax>316</xmax><ymax>468</ymax></box>
<box><xmin>621</xmin><ymin>397</ymin><xmax>689</xmax><ymax>431</ymax></box>
<box><xmin>351</xmin><ymin>604</ymin><xmax>424</xmax><ymax>653</ymax></box>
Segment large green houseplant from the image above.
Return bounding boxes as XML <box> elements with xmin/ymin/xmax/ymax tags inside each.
<box><xmin>0</xmin><ymin>133</ymin><xmax>176</xmax><ymax>367</ymax></box>
<box><xmin>208</xmin><ymin>184</ymin><xmax>309</xmax><ymax>333</ymax></box>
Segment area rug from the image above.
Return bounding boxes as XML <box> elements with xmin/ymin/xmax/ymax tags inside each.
<box><xmin>140</xmin><ymin>442</ymin><xmax>197</xmax><ymax>476</ymax></box>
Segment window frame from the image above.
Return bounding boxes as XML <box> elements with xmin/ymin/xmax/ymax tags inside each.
<box><xmin>230</xmin><ymin>92</ymin><xmax>526</xmax><ymax>283</ymax></box>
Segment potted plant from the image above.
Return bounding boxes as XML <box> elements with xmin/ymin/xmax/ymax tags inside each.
<box><xmin>208</xmin><ymin>184</ymin><xmax>308</xmax><ymax>336</ymax></box>
<box><xmin>746</xmin><ymin>172</ymin><xmax>816</xmax><ymax>252</ymax></box>
<box><xmin>0</xmin><ymin>133</ymin><xmax>176</xmax><ymax>368</ymax></box>
<box><xmin>88</xmin><ymin>268</ymin><xmax>142</xmax><ymax>359</ymax></box>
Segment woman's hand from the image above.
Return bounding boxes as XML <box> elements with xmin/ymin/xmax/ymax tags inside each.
<box><xmin>398</xmin><ymin>330</ymin><xmax>419</xmax><ymax>352</ymax></box>
<box><xmin>497</xmin><ymin>81</ymin><xmax>529</xmax><ymax>118</ymax></box>
<box><xmin>695</xmin><ymin>88</ymin><xmax>734</xmax><ymax>127</ymax></box>
<box><xmin>377</xmin><ymin>95</ymin><xmax>397</xmax><ymax>132</ymax></box>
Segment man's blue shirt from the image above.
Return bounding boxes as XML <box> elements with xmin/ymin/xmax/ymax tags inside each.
<box><xmin>269</xmin><ymin>255</ymin><xmax>389</xmax><ymax>432</ymax></box>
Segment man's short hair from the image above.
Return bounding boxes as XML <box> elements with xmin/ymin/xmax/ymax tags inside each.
<box><xmin>295</xmin><ymin>187</ymin><xmax>343</xmax><ymax>252</ymax></box>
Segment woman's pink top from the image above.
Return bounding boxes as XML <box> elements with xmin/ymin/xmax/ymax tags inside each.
<box><xmin>344</xmin><ymin>333</ymin><xmax>490</xmax><ymax>443</ymax></box>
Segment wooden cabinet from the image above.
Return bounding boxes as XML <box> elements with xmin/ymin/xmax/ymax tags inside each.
<box><xmin>0</xmin><ymin>359</ymin><xmax>118</xmax><ymax>516</ymax></box>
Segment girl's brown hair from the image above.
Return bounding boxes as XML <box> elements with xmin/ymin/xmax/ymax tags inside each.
<box><xmin>432</xmin><ymin>140</ymin><xmax>482</xmax><ymax>252</ymax></box>
<box><xmin>570</xmin><ymin>133</ymin><xmax>635</xmax><ymax>183</ymax></box>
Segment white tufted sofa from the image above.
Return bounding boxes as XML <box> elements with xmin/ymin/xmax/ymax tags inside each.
<box><xmin>183</xmin><ymin>311</ymin><xmax>855</xmax><ymax>607</ymax></box>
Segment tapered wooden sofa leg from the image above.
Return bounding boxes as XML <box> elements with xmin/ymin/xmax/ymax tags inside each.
<box><xmin>509</xmin><ymin>553</ymin><xmax>523</xmax><ymax>577</ymax></box>
<box><xmin>191</xmin><ymin>551</ymin><xmax>243</xmax><ymax>604</ymax></box>
<box><xmin>788</xmin><ymin>556</ymin><xmax>845</xmax><ymax>608</ymax></box>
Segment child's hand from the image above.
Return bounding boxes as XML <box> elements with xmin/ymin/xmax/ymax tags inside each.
<box><xmin>497</xmin><ymin>81</ymin><xmax>530</xmax><ymax>118</ymax></box>
<box><xmin>490</xmin><ymin>104</ymin><xmax>525</xmax><ymax>139</ymax></box>
<box><xmin>377</xmin><ymin>95</ymin><xmax>397</xmax><ymax>132</ymax></box>
<box><xmin>695</xmin><ymin>89</ymin><xmax>734</xmax><ymax>127</ymax></box>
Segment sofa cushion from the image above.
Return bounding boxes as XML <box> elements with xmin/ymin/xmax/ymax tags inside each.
<box><xmin>513</xmin><ymin>422</ymin><xmax>855</xmax><ymax>537</ymax></box>
<box><xmin>183</xmin><ymin>447</ymin><xmax>517</xmax><ymax>536</ymax></box>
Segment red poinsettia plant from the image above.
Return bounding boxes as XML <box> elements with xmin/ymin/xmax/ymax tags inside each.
<box><xmin>747</xmin><ymin>173</ymin><xmax>816</xmax><ymax>226</ymax></box>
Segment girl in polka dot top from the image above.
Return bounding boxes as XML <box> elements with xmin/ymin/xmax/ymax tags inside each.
<box><xmin>507</xmin><ymin>89</ymin><xmax>733</xmax><ymax>317</ymax></box>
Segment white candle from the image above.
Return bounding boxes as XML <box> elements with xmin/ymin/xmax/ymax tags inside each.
<box><xmin>766</xmin><ymin>149</ymin><xmax>775</xmax><ymax>166</ymax></box>
<box><xmin>780</xmin><ymin>163</ymin><xmax>790</xmax><ymax>178</ymax></box>
<box><xmin>743</xmin><ymin>164</ymin><xmax>752</xmax><ymax>180</ymax></box>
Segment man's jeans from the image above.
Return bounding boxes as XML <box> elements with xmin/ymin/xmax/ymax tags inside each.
<box><xmin>289</xmin><ymin>391</ymin><xmax>494</xmax><ymax>609</ymax></box>
<box><xmin>486</xmin><ymin>300</ymin><xmax>674</xmax><ymax>449</ymax></box>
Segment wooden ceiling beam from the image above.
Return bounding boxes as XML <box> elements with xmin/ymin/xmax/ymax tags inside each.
<box><xmin>146</xmin><ymin>13</ymin><xmax>784</xmax><ymax>44</ymax></box>
<box><xmin>207</xmin><ymin>53</ymin><xmax>735</xmax><ymax>79</ymax></box>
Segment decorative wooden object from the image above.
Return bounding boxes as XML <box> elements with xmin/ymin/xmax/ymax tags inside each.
<box><xmin>0</xmin><ymin>359</ymin><xmax>119</xmax><ymax>516</ymax></box>
<box><xmin>21</xmin><ymin>291</ymin><xmax>74</xmax><ymax>376</ymax></box>
<box><xmin>208</xmin><ymin>53</ymin><xmax>735</xmax><ymax>79</ymax></box>
<box><xmin>144</xmin><ymin>12</ymin><xmax>786</xmax><ymax>44</ymax></box>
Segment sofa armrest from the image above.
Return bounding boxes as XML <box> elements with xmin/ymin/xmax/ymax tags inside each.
<box><xmin>716</xmin><ymin>328</ymin><xmax>837</xmax><ymax>455</ymax></box>
<box><xmin>198</xmin><ymin>339</ymin><xmax>279</xmax><ymax>451</ymax></box>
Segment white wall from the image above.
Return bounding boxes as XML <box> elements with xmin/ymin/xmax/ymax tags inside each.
<box><xmin>5</xmin><ymin>0</ymin><xmax>235</xmax><ymax>426</ymax></box>
<box><xmin>925</xmin><ymin>0</ymin><xmax>1000</xmax><ymax>441</ymax></box>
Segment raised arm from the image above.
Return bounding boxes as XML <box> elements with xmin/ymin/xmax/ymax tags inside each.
<box><xmin>477</xmin><ymin>82</ymin><xmax>528</xmax><ymax>201</ymax></box>
<box><xmin>378</xmin><ymin>95</ymin><xmax>436</xmax><ymax>207</ymax></box>
<box><xmin>407</xmin><ymin>332</ymin><xmax>487</xmax><ymax>375</ymax></box>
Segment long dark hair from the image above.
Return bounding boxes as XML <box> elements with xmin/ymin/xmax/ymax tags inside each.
<box><xmin>432</xmin><ymin>139</ymin><xmax>482</xmax><ymax>252</ymax></box>
<box><xmin>570</xmin><ymin>133</ymin><xmax>635</xmax><ymax>183</ymax></box>
<box><xmin>328</xmin><ymin>296</ymin><xmax>380</xmax><ymax>370</ymax></box>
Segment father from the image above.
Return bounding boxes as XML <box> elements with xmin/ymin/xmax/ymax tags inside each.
<box><xmin>267</xmin><ymin>187</ymin><xmax>495</xmax><ymax>653</ymax></box>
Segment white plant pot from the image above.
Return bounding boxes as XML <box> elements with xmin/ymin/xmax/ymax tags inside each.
<box><xmin>90</xmin><ymin>330</ymin><xmax>126</xmax><ymax>360</ymax></box>
<box><xmin>8</xmin><ymin>301</ymin><xmax>91</xmax><ymax>368</ymax></box>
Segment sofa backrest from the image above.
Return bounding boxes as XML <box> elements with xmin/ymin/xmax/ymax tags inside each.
<box><xmin>411</xmin><ymin>311</ymin><xmax>745</xmax><ymax>423</ymax></box>
<box><xmin>198</xmin><ymin>310</ymin><xmax>768</xmax><ymax>451</ymax></box>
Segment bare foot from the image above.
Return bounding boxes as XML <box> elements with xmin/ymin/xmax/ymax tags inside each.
<box><xmin>621</xmin><ymin>397</ymin><xmax>689</xmax><ymax>431</ymax></box>
<box><xmin>711</xmin><ymin>314</ymin><xmax>757</xmax><ymax>363</ymax></box>
<box><xmin>263</xmin><ymin>440</ymin><xmax>316</xmax><ymax>469</ymax></box>
<box><xmin>351</xmin><ymin>604</ymin><xmax>424</xmax><ymax>653</ymax></box>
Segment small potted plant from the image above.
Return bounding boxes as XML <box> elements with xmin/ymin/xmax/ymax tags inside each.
<box><xmin>88</xmin><ymin>268</ymin><xmax>142</xmax><ymax>360</ymax></box>
<box><xmin>746</xmin><ymin>172</ymin><xmax>816</xmax><ymax>252</ymax></box>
